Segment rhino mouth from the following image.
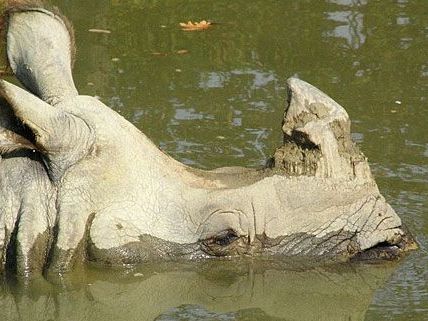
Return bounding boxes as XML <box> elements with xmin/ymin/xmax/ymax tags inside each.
<box><xmin>351</xmin><ymin>225</ymin><xmax>417</xmax><ymax>262</ymax></box>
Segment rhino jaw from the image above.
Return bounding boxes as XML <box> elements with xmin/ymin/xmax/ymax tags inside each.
<box><xmin>351</xmin><ymin>224</ymin><xmax>418</xmax><ymax>262</ymax></box>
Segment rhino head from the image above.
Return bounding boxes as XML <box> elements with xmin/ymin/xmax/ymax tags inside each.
<box><xmin>0</xmin><ymin>5</ymin><xmax>416</xmax><ymax>276</ymax></box>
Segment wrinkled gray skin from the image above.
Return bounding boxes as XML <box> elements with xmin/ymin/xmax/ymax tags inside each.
<box><xmin>0</xmin><ymin>7</ymin><xmax>416</xmax><ymax>276</ymax></box>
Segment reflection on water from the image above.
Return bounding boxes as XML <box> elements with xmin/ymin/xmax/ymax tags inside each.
<box><xmin>325</xmin><ymin>10</ymin><xmax>366</xmax><ymax>49</ymax></box>
<box><xmin>1</xmin><ymin>0</ymin><xmax>427</xmax><ymax>319</ymax></box>
<box><xmin>325</xmin><ymin>0</ymin><xmax>367</xmax><ymax>50</ymax></box>
<box><xmin>0</xmin><ymin>260</ymin><xmax>398</xmax><ymax>321</ymax></box>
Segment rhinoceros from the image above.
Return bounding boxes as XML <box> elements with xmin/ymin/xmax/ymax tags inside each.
<box><xmin>0</xmin><ymin>4</ymin><xmax>416</xmax><ymax>276</ymax></box>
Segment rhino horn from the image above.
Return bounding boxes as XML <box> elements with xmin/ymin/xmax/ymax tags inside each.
<box><xmin>273</xmin><ymin>78</ymin><xmax>371</xmax><ymax>180</ymax></box>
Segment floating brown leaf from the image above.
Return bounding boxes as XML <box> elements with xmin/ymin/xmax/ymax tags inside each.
<box><xmin>151</xmin><ymin>52</ymin><xmax>168</xmax><ymax>56</ymax></box>
<box><xmin>88</xmin><ymin>28</ymin><xmax>111</xmax><ymax>34</ymax></box>
<box><xmin>179</xmin><ymin>20</ymin><xmax>212</xmax><ymax>31</ymax></box>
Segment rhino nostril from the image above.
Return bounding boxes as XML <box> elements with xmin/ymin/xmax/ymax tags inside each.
<box><xmin>351</xmin><ymin>240</ymin><xmax>402</xmax><ymax>262</ymax></box>
<box><xmin>350</xmin><ymin>227</ymin><xmax>417</xmax><ymax>262</ymax></box>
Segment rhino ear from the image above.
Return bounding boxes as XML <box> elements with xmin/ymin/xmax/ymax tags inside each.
<box><xmin>0</xmin><ymin>80</ymin><xmax>63</xmax><ymax>137</ymax></box>
<box><xmin>0</xmin><ymin>80</ymin><xmax>94</xmax><ymax>181</ymax></box>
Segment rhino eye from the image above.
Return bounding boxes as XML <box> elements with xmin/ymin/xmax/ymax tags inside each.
<box><xmin>212</xmin><ymin>229</ymin><xmax>239</xmax><ymax>246</ymax></box>
<box><xmin>200</xmin><ymin>229</ymin><xmax>243</xmax><ymax>256</ymax></box>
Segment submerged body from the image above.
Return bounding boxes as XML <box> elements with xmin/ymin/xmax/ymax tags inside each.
<box><xmin>0</xmin><ymin>4</ymin><xmax>416</xmax><ymax>276</ymax></box>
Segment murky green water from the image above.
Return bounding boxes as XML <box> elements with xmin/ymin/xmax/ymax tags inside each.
<box><xmin>1</xmin><ymin>0</ymin><xmax>427</xmax><ymax>320</ymax></box>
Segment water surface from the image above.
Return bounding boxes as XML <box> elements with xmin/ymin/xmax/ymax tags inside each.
<box><xmin>1</xmin><ymin>0</ymin><xmax>427</xmax><ymax>320</ymax></box>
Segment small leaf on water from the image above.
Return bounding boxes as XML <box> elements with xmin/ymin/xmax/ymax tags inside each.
<box><xmin>179</xmin><ymin>20</ymin><xmax>212</xmax><ymax>31</ymax></box>
<box><xmin>88</xmin><ymin>28</ymin><xmax>111</xmax><ymax>34</ymax></box>
<box><xmin>177</xmin><ymin>49</ymin><xmax>189</xmax><ymax>55</ymax></box>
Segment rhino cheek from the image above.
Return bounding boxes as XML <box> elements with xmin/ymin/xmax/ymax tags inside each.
<box><xmin>84</xmin><ymin>202</ymin><xmax>209</xmax><ymax>265</ymax></box>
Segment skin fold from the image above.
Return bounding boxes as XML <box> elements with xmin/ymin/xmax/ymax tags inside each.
<box><xmin>0</xmin><ymin>4</ymin><xmax>417</xmax><ymax>276</ymax></box>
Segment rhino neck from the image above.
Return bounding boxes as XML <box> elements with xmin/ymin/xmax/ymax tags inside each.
<box><xmin>7</xmin><ymin>8</ymin><xmax>77</xmax><ymax>105</ymax></box>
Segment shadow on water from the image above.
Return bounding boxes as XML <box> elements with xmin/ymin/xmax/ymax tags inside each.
<box><xmin>0</xmin><ymin>259</ymin><xmax>402</xmax><ymax>321</ymax></box>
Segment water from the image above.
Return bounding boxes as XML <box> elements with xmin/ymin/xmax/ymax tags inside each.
<box><xmin>0</xmin><ymin>0</ymin><xmax>427</xmax><ymax>320</ymax></box>
<box><xmin>0</xmin><ymin>260</ymin><xmax>407</xmax><ymax>321</ymax></box>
